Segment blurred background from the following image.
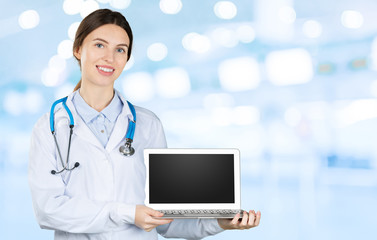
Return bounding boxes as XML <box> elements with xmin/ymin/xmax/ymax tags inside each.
<box><xmin>1</xmin><ymin>0</ymin><xmax>377</xmax><ymax>239</ymax></box>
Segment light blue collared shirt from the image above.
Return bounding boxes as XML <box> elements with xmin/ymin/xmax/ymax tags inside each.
<box><xmin>72</xmin><ymin>90</ymin><xmax>123</xmax><ymax>147</ymax></box>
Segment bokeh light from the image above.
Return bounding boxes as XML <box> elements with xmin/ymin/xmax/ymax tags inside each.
<box><xmin>18</xmin><ymin>10</ymin><xmax>40</xmax><ymax>29</ymax></box>
<box><xmin>341</xmin><ymin>10</ymin><xmax>364</xmax><ymax>29</ymax></box>
<box><xmin>278</xmin><ymin>6</ymin><xmax>296</xmax><ymax>24</ymax></box>
<box><xmin>110</xmin><ymin>0</ymin><xmax>131</xmax><ymax>10</ymax></box>
<box><xmin>266</xmin><ymin>48</ymin><xmax>313</xmax><ymax>86</ymax></box>
<box><xmin>236</xmin><ymin>24</ymin><xmax>256</xmax><ymax>43</ymax></box>
<box><xmin>80</xmin><ymin>0</ymin><xmax>99</xmax><ymax>18</ymax></box>
<box><xmin>211</xmin><ymin>27</ymin><xmax>238</xmax><ymax>48</ymax></box>
<box><xmin>214</xmin><ymin>1</ymin><xmax>237</xmax><ymax>20</ymax></box>
<box><xmin>218</xmin><ymin>57</ymin><xmax>260</xmax><ymax>91</ymax></box>
<box><xmin>68</xmin><ymin>22</ymin><xmax>80</xmax><ymax>40</ymax></box>
<box><xmin>63</xmin><ymin>0</ymin><xmax>83</xmax><ymax>15</ymax></box>
<box><xmin>182</xmin><ymin>32</ymin><xmax>211</xmax><ymax>53</ymax></box>
<box><xmin>57</xmin><ymin>40</ymin><xmax>73</xmax><ymax>59</ymax></box>
<box><xmin>155</xmin><ymin>67</ymin><xmax>191</xmax><ymax>98</ymax></box>
<box><xmin>302</xmin><ymin>20</ymin><xmax>322</xmax><ymax>38</ymax></box>
<box><xmin>147</xmin><ymin>42</ymin><xmax>168</xmax><ymax>61</ymax></box>
<box><xmin>159</xmin><ymin>0</ymin><xmax>183</xmax><ymax>15</ymax></box>
<box><xmin>122</xmin><ymin>72</ymin><xmax>155</xmax><ymax>102</ymax></box>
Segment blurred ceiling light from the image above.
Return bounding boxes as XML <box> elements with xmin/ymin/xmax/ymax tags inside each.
<box><xmin>336</xmin><ymin>99</ymin><xmax>377</xmax><ymax>127</ymax></box>
<box><xmin>214</xmin><ymin>1</ymin><xmax>237</xmax><ymax>20</ymax></box>
<box><xmin>63</xmin><ymin>0</ymin><xmax>83</xmax><ymax>15</ymax></box>
<box><xmin>266</xmin><ymin>48</ymin><xmax>313</xmax><ymax>86</ymax></box>
<box><xmin>159</xmin><ymin>0</ymin><xmax>182</xmax><ymax>14</ymax></box>
<box><xmin>211</xmin><ymin>27</ymin><xmax>238</xmax><ymax>48</ymax></box>
<box><xmin>302</xmin><ymin>20</ymin><xmax>322</xmax><ymax>38</ymax></box>
<box><xmin>155</xmin><ymin>67</ymin><xmax>191</xmax><ymax>98</ymax></box>
<box><xmin>147</xmin><ymin>42</ymin><xmax>168</xmax><ymax>61</ymax></box>
<box><xmin>203</xmin><ymin>93</ymin><xmax>234</xmax><ymax>109</ymax></box>
<box><xmin>18</xmin><ymin>10</ymin><xmax>40</xmax><ymax>30</ymax></box>
<box><xmin>80</xmin><ymin>0</ymin><xmax>99</xmax><ymax>18</ymax></box>
<box><xmin>41</xmin><ymin>67</ymin><xmax>64</xmax><ymax>87</ymax></box>
<box><xmin>182</xmin><ymin>32</ymin><xmax>211</xmax><ymax>53</ymax></box>
<box><xmin>68</xmin><ymin>22</ymin><xmax>80</xmax><ymax>40</ymax></box>
<box><xmin>341</xmin><ymin>10</ymin><xmax>364</xmax><ymax>29</ymax></box>
<box><xmin>278</xmin><ymin>6</ymin><xmax>296</xmax><ymax>24</ymax></box>
<box><xmin>284</xmin><ymin>107</ymin><xmax>302</xmax><ymax>127</ymax></box>
<box><xmin>123</xmin><ymin>55</ymin><xmax>135</xmax><ymax>71</ymax></box>
<box><xmin>57</xmin><ymin>40</ymin><xmax>73</xmax><ymax>59</ymax></box>
<box><xmin>218</xmin><ymin>57</ymin><xmax>260</xmax><ymax>92</ymax></box>
<box><xmin>110</xmin><ymin>0</ymin><xmax>131</xmax><ymax>9</ymax></box>
<box><xmin>232</xmin><ymin>106</ymin><xmax>260</xmax><ymax>125</ymax></box>
<box><xmin>236</xmin><ymin>24</ymin><xmax>256</xmax><ymax>43</ymax></box>
<box><xmin>122</xmin><ymin>72</ymin><xmax>155</xmax><ymax>102</ymax></box>
<box><xmin>48</xmin><ymin>55</ymin><xmax>67</xmax><ymax>73</ymax></box>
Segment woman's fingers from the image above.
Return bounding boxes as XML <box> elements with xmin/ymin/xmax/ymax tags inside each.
<box><xmin>247</xmin><ymin>210</ymin><xmax>255</xmax><ymax>226</ymax></box>
<box><xmin>240</xmin><ymin>211</ymin><xmax>249</xmax><ymax>228</ymax></box>
<box><xmin>254</xmin><ymin>211</ymin><xmax>261</xmax><ymax>226</ymax></box>
<box><xmin>135</xmin><ymin>205</ymin><xmax>173</xmax><ymax>232</ymax></box>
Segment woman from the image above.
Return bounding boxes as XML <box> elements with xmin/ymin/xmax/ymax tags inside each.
<box><xmin>29</xmin><ymin>8</ymin><xmax>260</xmax><ymax>239</ymax></box>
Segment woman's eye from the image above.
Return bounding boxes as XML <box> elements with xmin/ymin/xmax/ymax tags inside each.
<box><xmin>95</xmin><ymin>43</ymin><xmax>104</xmax><ymax>48</ymax></box>
<box><xmin>117</xmin><ymin>48</ymin><xmax>125</xmax><ymax>53</ymax></box>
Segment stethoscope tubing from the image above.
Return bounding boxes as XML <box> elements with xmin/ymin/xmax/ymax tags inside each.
<box><xmin>49</xmin><ymin>95</ymin><xmax>136</xmax><ymax>174</ymax></box>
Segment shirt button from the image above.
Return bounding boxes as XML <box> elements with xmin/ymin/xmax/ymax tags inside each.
<box><xmin>101</xmin><ymin>130</ymin><xmax>104</xmax><ymax>133</ymax></box>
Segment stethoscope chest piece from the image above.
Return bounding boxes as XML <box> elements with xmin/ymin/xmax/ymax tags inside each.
<box><xmin>119</xmin><ymin>139</ymin><xmax>135</xmax><ymax>156</ymax></box>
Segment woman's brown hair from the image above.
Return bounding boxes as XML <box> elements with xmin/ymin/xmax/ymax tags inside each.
<box><xmin>72</xmin><ymin>9</ymin><xmax>133</xmax><ymax>91</ymax></box>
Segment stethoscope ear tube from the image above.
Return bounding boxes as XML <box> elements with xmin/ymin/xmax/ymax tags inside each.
<box><xmin>50</xmin><ymin>97</ymin><xmax>78</xmax><ymax>175</ymax></box>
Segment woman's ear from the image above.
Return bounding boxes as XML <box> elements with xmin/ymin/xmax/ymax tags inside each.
<box><xmin>73</xmin><ymin>47</ymin><xmax>81</xmax><ymax>60</ymax></box>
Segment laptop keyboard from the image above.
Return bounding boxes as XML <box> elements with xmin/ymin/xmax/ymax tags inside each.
<box><xmin>158</xmin><ymin>209</ymin><xmax>244</xmax><ymax>218</ymax></box>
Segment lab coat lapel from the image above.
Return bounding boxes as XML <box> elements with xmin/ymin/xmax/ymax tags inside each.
<box><xmin>106</xmin><ymin>91</ymin><xmax>134</xmax><ymax>152</ymax></box>
<box><xmin>65</xmin><ymin>93</ymin><xmax>104</xmax><ymax>150</ymax></box>
<box><xmin>105</xmin><ymin>111</ymin><xmax>129</xmax><ymax>152</ymax></box>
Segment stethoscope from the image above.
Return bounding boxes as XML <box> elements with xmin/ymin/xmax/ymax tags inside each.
<box><xmin>49</xmin><ymin>96</ymin><xmax>136</xmax><ymax>175</ymax></box>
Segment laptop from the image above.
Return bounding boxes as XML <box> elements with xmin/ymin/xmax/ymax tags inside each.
<box><xmin>144</xmin><ymin>148</ymin><xmax>244</xmax><ymax>219</ymax></box>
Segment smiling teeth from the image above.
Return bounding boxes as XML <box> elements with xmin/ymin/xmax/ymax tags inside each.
<box><xmin>98</xmin><ymin>66</ymin><xmax>114</xmax><ymax>72</ymax></box>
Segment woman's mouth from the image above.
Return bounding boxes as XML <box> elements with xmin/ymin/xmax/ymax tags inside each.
<box><xmin>96</xmin><ymin>65</ymin><xmax>115</xmax><ymax>76</ymax></box>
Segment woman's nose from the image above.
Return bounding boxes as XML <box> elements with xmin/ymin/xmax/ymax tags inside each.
<box><xmin>103</xmin><ymin>49</ymin><xmax>114</xmax><ymax>63</ymax></box>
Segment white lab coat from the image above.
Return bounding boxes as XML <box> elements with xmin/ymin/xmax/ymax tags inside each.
<box><xmin>28</xmin><ymin>91</ymin><xmax>223</xmax><ymax>239</ymax></box>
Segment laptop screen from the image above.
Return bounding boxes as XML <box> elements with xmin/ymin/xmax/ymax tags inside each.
<box><xmin>148</xmin><ymin>153</ymin><xmax>235</xmax><ymax>204</ymax></box>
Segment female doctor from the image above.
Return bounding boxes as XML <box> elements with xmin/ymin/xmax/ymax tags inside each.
<box><xmin>28</xmin><ymin>8</ymin><xmax>260</xmax><ymax>240</ymax></box>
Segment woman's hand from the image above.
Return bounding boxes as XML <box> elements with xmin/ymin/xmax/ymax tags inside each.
<box><xmin>134</xmin><ymin>205</ymin><xmax>173</xmax><ymax>232</ymax></box>
<box><xmin>218</xmin><ymin>210</ymin><xmax>261</xmax><ymax>230</ymax></box>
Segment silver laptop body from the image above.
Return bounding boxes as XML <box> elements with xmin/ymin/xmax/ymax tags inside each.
<box><xmin>144</xmin><ymin>148</ymin><xmax>243</xmax><ymax>219</ymax></box>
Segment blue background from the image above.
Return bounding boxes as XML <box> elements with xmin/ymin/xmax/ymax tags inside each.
<box><xmin>1</xmin><ymin>0</ymin><xmax>377</xmax><ymax>239</ymax></box>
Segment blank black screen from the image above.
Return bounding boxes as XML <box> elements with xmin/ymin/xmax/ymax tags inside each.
<box><xmin>149</xmin><ymin>154</ymin><xmax>234</xmax><ymax>204</ymax></box>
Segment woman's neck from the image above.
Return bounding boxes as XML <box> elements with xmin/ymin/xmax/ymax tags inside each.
<box><xmin>79</xmin><ymin>84</ymin><xmax>114</xmax><ymax>112</ymax></box>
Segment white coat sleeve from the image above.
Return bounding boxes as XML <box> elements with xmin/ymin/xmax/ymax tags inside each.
<box><xmin>28</xmin><ymin>115</ymin><xmax>133</xmax><ymax>233</ymax></box>
<box><xmin>145</xmin><ymin>115</ymin><xmax>225</xmax><ymax>239</ymax></box>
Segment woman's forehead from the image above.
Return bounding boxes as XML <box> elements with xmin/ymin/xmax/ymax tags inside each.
<box><xmin>85</xmin><ymin>24</ymin><xmax>130</xmax><ymax>45</ymax></box>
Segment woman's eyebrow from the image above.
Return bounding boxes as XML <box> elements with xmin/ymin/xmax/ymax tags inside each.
<box><xmin>93</xmin><ymin>38</ymin><xmax>129</xmax><ymax>47</ymax></box>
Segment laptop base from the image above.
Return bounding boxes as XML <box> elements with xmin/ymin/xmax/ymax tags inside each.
<box><xmin>157</xmin><ymin>209</ymin><xmax>244</xmax><ymax>219</ymax></box>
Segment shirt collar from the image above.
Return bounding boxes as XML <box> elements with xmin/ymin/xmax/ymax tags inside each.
<box><xmin>102</xmin><ymin>91</ymin><xmax>123</xmax><ymax>122</ymax></box>
<box><xmin>72</xmin><ymin>90</ymin><xmax>123</xmax><ymax>124</ymax></box>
